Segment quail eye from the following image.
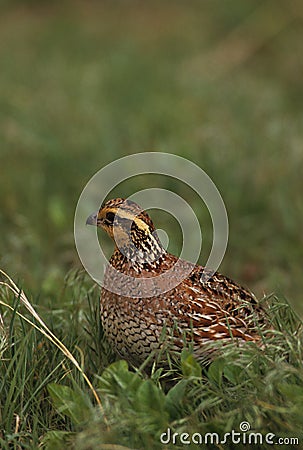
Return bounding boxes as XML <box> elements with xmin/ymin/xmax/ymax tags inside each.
<box><xmin>105</xmin><ymin>212</ymin><xmax>115</xmax><ymax>223</ymax></box>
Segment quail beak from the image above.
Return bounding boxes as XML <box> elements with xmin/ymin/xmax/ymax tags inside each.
<box><xmin>86</xmin><ymin>211</ymin><xmax>98</xmax><ymax>226</ymax></box>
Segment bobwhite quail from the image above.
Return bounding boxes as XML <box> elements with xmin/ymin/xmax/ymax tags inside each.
<box><xmin>86</xmin><ymin>198</ymin><xmax>264</xmax><ymax>366</ymax></box>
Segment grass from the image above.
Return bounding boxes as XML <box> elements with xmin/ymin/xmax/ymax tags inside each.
<box><xmin>1</xmin><ymin>271</ymin><xmax>303</xmax><ymax>449</ymax></box>
<box><xmin>0</xmin><ymin>0</ymin><xmax>303</xmax><ymax>448</ymax></box>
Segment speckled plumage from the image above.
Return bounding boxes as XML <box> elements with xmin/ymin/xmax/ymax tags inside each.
<box><xmin>87</xmin><ymin>198</ymin><xmax>264</xmax><ymax>366</ymax></box>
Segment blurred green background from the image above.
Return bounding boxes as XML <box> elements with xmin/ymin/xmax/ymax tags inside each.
<box><xmin>0</xmin><ymin>0</ymin><xmax>302</xmax><ymax>311</ymax></box>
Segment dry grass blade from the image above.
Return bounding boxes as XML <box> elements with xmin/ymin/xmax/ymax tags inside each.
<box><xmin>0</xmin><ymin>268</ymin><xmax>109</xmax><ymax>428</ymax></box>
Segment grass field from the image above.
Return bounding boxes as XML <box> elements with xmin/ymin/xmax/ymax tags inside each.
<box><xmin>1</xmin><ymin>1</ymin><xmax>303</xmax><ymax>448</ymax></box>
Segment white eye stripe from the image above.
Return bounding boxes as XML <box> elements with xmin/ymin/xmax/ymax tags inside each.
<box><xmin>110</xmin><ymin>211</ymin><xmax>150</xmax><ymax>233</ymax></box>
